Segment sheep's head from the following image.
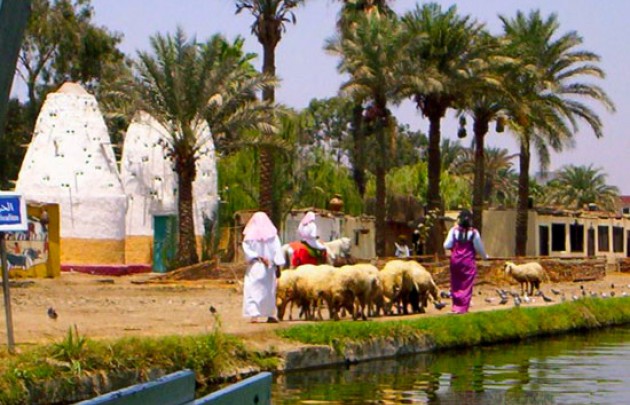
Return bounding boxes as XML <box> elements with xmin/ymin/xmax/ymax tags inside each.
<box><xmin>339</xmin><ymin>237</ymin><xmax>352</xmax><ymax>255</ymax></box>
<box><xmin>504</xmin><ymin>262</ymin><xmax>515</xmax><ymax>274</ymax></box>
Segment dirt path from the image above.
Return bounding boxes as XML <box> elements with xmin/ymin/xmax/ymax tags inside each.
<box><xmin>2</xmin><ymin>269</ymin><xmax>630</xmax><ymax>351</ymax></box>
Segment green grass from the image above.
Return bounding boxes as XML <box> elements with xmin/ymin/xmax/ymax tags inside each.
<box><xmin>277</xmin><ymin>297</ymin><xmax>630</xmax><ymax>350</ymax></box>
<box><xmin>0</xmin><ymin>317</ymin><xmax>280</xmax><ymax>404</ymax></box>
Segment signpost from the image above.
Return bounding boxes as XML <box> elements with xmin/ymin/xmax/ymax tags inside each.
<box><xmin>0</xmin><ymin>191</ymin><xmax>27</xmax><ymax>353</ymax></box>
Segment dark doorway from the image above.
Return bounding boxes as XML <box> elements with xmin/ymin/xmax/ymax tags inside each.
<box><xmin>551</xmin><ymin>223</ymin><xmax>566</xmax><ymax>252</ymax></box>
<box><xmin>539</xmin><ymin>225</ymin><xmax>549</xmax><ymax>256</ymax></box>
<box><xmin>570</xmin><ymin>223</ymin><xmax>584</xmax><ymax>252</ymax></box>
<box><xmin>627</xmin><ymin>231</ymin><xmax>630</xmax><ymax>258</ymax></box>
<box><xmin>587</xmin><ymin>227</ymin><xmax>595</xmax><ymax>257</ymax></box>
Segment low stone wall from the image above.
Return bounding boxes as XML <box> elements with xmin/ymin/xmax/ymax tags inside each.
<box><xmin>619</xmin><ymin>259</ymin><xmax>630</xmax><ymax>274</ymax></box>
<box><xmin>281</xmin><ymin>334</ymin><xmax>434</xmax><ymax>371</ymax></box>
<box><xmin>376</xmin><ymin>257</ymin><xmax>607</xmax><ymax>288</ymax></box>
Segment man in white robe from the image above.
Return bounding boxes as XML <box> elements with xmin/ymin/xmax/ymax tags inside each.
<box><xmin>242</xmin><ymin>212</ymin><xmax>285</xmax><ymax>323</ymax></box>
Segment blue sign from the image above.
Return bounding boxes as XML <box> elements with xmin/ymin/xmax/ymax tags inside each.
<box><xmin>0</xmin><ymin>192</ymin><xmax>27</xmax><ymax>232</ymax></box>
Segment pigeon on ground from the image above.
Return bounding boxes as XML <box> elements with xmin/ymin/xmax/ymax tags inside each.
<box><xmin>209</xmin><ymin>305</ymin><xmax>217</xmax><ymax>314</ymax></box>
<box><xmin>434</xmin><ymin>302</ymin><xmax>446</xmax><ymax>310</ymax></box>
<box><xmin>513</xmin><ymin>296</ymin><xmax>521</xmax><ymax>307</ymax></box>
<box><xmin>551</xmin><ymin>288</ymin><xmax>561</xmax><ymax>296</ymax></box>
<box><xmin>499</xmin><ymin>296</ymin><xmax>509</xmax><ymax>305</ymax></box>
<box><xmin>440</xmin><ymin>291</ymin><xmax>451</xmax><ymax>299</ymax></box>
<box><xmin>47</xmin><ymin>307</ymin><xmax>58</xmax><ymax>320</ymax></box>
<box><xmin>484</xmin><ymin>297</ymin><xmax>494</xmax><ymax>304</ymax></box>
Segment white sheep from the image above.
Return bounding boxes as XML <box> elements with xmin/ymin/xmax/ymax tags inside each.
<box><xmin>405</xmin><ymin>261</ymin><xmax>443</xmax><ymax>313</ymax></box>
<box><xmin>504</xmin><ymin>261</ymin><xmax>549</xmax><ymax>295</ymax></box>
<box><xmin>325</xmin><ymin>237</ymin><xmax>352</xmax><ymax>264</ymax></box>
<box><xmin>331</xmin><ymin>263</ymin><xmax>380</xmax><ymax>321</ymax></box>
<box><xmin>276</xmin><ymin>269</ymin><xmax>300</xmax><ymax>321</ymax></box>
<box><xmin>378</xmin><ymin>260</ymin><xmax>417</xmax><ymax>315</ymax></box>
<box><xmin>292</xmin><ymin>264</ymin><xmax>336</xmax><ymax>320</ymax></box>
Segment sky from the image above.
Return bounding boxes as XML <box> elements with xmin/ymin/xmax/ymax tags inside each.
<box><xmin>11</xmin><ymin>0</ymin><xmax>629</xmax><ymax>194</ymax></box>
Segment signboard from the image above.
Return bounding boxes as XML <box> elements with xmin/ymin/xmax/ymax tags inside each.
<box><xmin>0</xmin><ymin>192</ymin><xmax>27</xmax><ymax>232</ymax></box>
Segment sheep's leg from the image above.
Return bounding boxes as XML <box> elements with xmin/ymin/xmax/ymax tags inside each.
<box><xmin>533</xmin><ymin>280</ymin><xmax>540</xmax><ymax>295</ymax></box>
<box><xmin>277</xmin><ymin>299</ymin><xmax>287</xmax><ymax>321</ymax></box>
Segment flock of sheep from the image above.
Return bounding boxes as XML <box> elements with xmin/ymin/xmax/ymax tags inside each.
<box><xmin>276</xmin><ymin>260</ymin><xmax>447</xmax><ymax>321</ymax></box>
<box><xmin>276</xmin><ymin>259</ymin><xmax>551</xmax><ymax>322</ymax></box>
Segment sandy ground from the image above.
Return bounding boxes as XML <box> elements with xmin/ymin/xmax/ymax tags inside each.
<box><xmin>2</xmin><ymin>267</ymin><xmax>630</xmax><ymax>351</ymax></box>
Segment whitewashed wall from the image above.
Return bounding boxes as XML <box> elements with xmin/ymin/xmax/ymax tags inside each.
<box><xmin>16</xmin><ymin>83</ymin><xmax>127</xmax><ymax>239</ymax></box>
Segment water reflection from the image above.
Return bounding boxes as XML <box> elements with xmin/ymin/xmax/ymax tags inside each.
<box><xmin>273</xmin><ymin>326</ymin><xmax>630</xmax><ymax>404</ymax></box>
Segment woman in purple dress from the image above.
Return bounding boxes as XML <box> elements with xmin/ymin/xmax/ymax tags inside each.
<box><xmin>443</xmin><ymin>209</ymin><xmax>488</xmax><ymax>314</ymax></box>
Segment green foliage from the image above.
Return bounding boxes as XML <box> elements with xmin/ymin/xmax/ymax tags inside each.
<box><xmin>0</xmin><ymin>99</ymin><xmax>30</xmax><ymax>188</ymax></box>
<box><xmin>217</xmin><ymin>149</ymin><xmax>260</xmax><ymax>227</ymax></box>
<box><xmin>19</xmin><ymin>0</ymin><xmax>125</xmax><ymax>124</ymax></box>
<box><xmin>51</xmin><ymin>325</ymin><xmax>87</xmax><ymax>365</ymax></box>
<box><xmin>544</xmin><ymin>164</ymin><xmax>620</xmax><ymax>211</ymax></box>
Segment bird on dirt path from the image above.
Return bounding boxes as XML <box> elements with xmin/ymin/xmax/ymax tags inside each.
<box><xmin>513</xmin><ymin>296</ymin><xmax>521</xmax><ymax>307</ymax></box>
<box><xmin>440</xmin><ymin>291</ymin><xmax>451</xmax><ymax>299</ymax></box>
<box><xmin>209</xmin><ymin>305</ymin><xmax>217</xmax><ymax>314</ymax></box>
<box><xmin>535</xmin><ymin>290</ymin><xmax>553</xmax><ymax>303</ymax></box>
<box><xmin>434</xmin><ymin>302</ymin><xmax>446</xmax><ymax>310</ymax></box>
<box><xmin>551</xmin><ymin>288</ymin><xmax>561</xmax><ymax>296</ymax></box>
<box><xmin>47</xmin><ymin>307</ymin><xmax>58</xmax><ymax>320</ymax></box>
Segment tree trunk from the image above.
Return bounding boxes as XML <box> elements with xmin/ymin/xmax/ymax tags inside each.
<box><xmin>374</xmin><ymin>114</ymin><xmax>387</xmax><ymax>257</ymax></box>
<box><xmin>472</xmin><ymin>116</ymin><xmax>489</xmax><ymax>233</ymax></box>
<box><xmin>515</xmin><ymin>139</ymin><xmax>530</xmax><ymax>256</ymax></box>
<box><xmin>351</xmin><ymin>104</ymin><xmax>366</xmax><ymax>197</ymax></box>
<box><xmin>259</xmin><ymin>41</ymin><xmax>276</xmax><ymax>220</ymax></box>
<box><xmin>176</xmin><ymin>159</ymin><xmax>199</xmax><ymax>267</ymax></box>
<box><xmin>27</xmin><ymin>77</ymin><xmax>38</xmax><ymax>129</ymax></box>
<box><xmin>426</xmin><ymin>112</ymin><xmax>445</xmax><ymax>256</ymax></box>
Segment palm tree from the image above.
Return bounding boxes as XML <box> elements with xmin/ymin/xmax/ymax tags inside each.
<box><xmin>135</xmin><ymin>29</ymin><xmax>273</xmax><ymax>266</ymax></box>
<box><xmin>452</xmin><ymin>146</ymin><xmax>517</xmax><ymax>206</ymax></box>
<box><xmin>500</xmin><ymin>10</ymin><xmax>615</xmax><ymax>255</ymax></box>
<box><xmin>546</xmin><ymin>165</ymin><xmax>619</xmax><ymax>211</ymax></box>
<box><xmin>335</xmin><ymin>0</ymin><xmax>394</xmax><ymax>198</ymax></box>
<box><xmin>235</xmin><ymin>0</ymin><xmax>306</xmax><ymax>222</ymax></box>
<box><xmin>326</xmin><ymin>11</ymin><xmax>404</xmax><ymax>255</ymax></box>
<box><xmin>456</xmin><ymin>31</ymin><xmax>514</xmax><ymax>233</ymax></box>
<box><xmin>400</xmin><ymin>3</ymin><xmax>484</xmax><ymax>255</ymax></box>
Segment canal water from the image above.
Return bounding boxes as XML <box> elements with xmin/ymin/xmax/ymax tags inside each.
<box><xmin>272</xmin><ymin>325</ymin><xmax>630</xmax><ymax>404</ymax></box>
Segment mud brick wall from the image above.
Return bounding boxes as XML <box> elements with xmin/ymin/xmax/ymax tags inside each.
<box><xmin>377</xmin><ymin>257</ymin><xmax>607</xmax><ymax>287</ymax></box>
<box><xmin>619</xmin><ymin>259</ymin><xmax>630</xmax><ymax>273</ymax></box>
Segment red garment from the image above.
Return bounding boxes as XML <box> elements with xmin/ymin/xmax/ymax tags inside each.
<box><xmin>289</xmin><ymin>241</ymin><xmax>326</xmax><ymax>267</ymax></box>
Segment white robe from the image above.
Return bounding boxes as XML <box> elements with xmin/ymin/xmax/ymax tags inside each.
<box><xmin>297</xmin><ymin>221</ymin><xmax>326</xmax><ymax>250</ymax></box>
<box><xmin>242</xmin><ymin>235</ymin><xmax>285</xmax><ymax>318</ymax></box>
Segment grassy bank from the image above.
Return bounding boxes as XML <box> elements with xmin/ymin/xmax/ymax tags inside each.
<box><xmin>0</xmin><ymin>319</ymin><xmax>279</xmax><ymax>404</ymax></box>
<box><xmin>277</xmin><ymin>297</ymin><xmax>630</xmax><ymax>350</ymax></box>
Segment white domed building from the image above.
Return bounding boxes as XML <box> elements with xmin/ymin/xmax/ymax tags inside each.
<box><xmin>121</xmin><ymin>111</ymin><xmax>219</xmax><ymax>270</ymax></box>
<box><xmin>16</xmin><ymin>83</ymin><xmax>128</xmax><ymax>265</ymax></box>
